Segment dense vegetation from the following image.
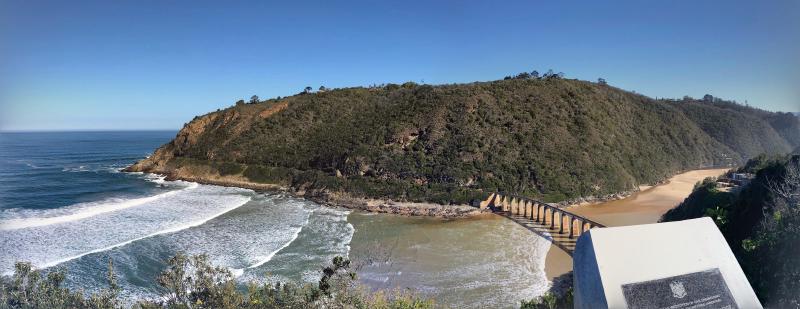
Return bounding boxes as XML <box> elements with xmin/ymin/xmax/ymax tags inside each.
<box><xmin>130</xmin><ymin>75</ymin><xmax>799</xmax><ymax>204</ymax></box>
<box><xmin>660</xmin><ymin>154</ymin><xmax>800</xmax><ymax>307</ymax></box>
<box><xmin>663</xmin><ymin>96</ymin><xmax>799</xmax><ymax>159</ymax></box>
<box><xmin>0</xmin><ymin>254</ymin><xmax>432</xmax><ymax>309</ymax></box>
<box><xmin>519</xmin><ymin>289</ymin><xmax>573</xmax><ymax>309</ymax></box>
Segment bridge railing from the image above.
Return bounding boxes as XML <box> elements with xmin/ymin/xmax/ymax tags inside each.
<box><xmin>480</xmin><ymin>192</ymin><xmax>605</xmax><ymax>239</ymax></box>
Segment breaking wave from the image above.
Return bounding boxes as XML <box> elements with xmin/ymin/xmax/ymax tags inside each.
<box><xmin>0</xmin><ymin>181</ymin><xmax>253</xmax><ymax>275</ymax></box>
<box><xmin>0</xmin><ymin>182</ymin><xmax>198</xmax><ymax>230</ymax></box>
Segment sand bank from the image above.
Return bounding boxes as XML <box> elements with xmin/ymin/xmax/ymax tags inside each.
<box><xmin>544</xmin><ymin>168</ymin><xmax>728</xmax><ymax>279</ymax></box>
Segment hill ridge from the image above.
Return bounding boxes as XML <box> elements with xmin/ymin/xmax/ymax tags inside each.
<box><xmin>127</xmin><ymin>77</ymin><xmax>800</xmax><ymax>204</ymax></box>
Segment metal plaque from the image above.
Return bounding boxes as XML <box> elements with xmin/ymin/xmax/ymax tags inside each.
<box><xmin>622</xmin><ymin>268</ymin><xmax>738</xmax><ymax>309</ymax></box>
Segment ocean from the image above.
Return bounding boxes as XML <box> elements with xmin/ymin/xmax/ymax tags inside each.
<box><xmin>0</xmin><ymin>131</ymin><xmax>550</xmax><ymax>308</ymax></box>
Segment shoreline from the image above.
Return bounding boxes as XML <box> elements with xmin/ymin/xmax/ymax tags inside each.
<box><xmin>151</xmin><ymin>171</ymin><xmax>491</xmax><ymax>219</ymax></box>
<box><xmin>542</xmin><ymin>168</ymin><xmax>729</xmax><ymax>282</ymax></box>
<box><xmin>128</xmin><ymin>162</ymin><xmax>729</xmax><ymax>292</ymax></box>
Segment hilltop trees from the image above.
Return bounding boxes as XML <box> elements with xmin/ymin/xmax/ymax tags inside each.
<box><xmin>249</xmin><ymin>95</ymin><xmax>259</xmax><ymax>104</ymax></box>
<box><xmin>504</xmin><ymin>69</ymin><xmax>561</xmax><ymax>80</ymax></box>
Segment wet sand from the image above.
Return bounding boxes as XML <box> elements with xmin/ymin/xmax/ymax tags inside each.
<box><xmin>543</xmin><ymin>168</ymin><xmax>729</xmax><ymax>279</ymax></box>
<box><xmin>349</xmin><ymin>212</ymin><xmax>552</xmax><ymax>308</ymax></box>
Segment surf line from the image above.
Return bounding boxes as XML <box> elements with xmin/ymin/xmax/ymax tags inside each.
<box><xmin>34</xmin><ymin>195</ymin><xmax>253</xmax><ymax>270</ymax></box>
<box><xmin>0</xmin><ymin>182</ymin><xmax>200</xmax><ymax>231</ymax></box>
<box><xmin>230</xmin><ymin>207</ymin><xmax>315</xmax><ymax>277</ymax></box>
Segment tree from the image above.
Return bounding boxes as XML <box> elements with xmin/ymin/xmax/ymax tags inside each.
<box><xmin>703</xmin><ymin>94</ymin><xmax>714</xmax><ymax>102</ymax></box>
<box><xmin>235</xmin><ymin>99</ymin><xmax>245</xmax><ymax>106</ymax></box>
<box><xmin>319</xmin><ymin>85</ymin><xmax>327</xmax><ymax>92</ymax></box>
<box><xmin>516</xmin><ymin>72</ymin><xmax>531</xmax><ymax>79</ymax></box>
<box><xmin>401</xmin><ymin>81</ymin><xmax>418</xmax><ymax>88</ymax></box>
<box><xmin>544</xmin><ymin>69</ymin><xmax>555</xmax><ymax>78</ymax></box>
<box><xmin>531</xmin><ymin>70</ymin><xmax>540</xmax><ymax>79</ymax></box>
<box><xmin>304</xmin><ymin>86</ymin><xmax>313</xmax><ymax>94</ymax></box>
<box><xmin>598</xmin><ymin>78</ymin><xmax>607</xmax><ymax>85</ymax></box>
<box><xmin>249</xmin><ymin>95</ymin><xmax>259</xmax><ymax>104</ymax></box>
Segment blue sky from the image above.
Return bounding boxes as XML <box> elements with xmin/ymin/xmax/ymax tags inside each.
<box><xmin>1</xmin><ymin>0</ymin><xmax>798</xmax><ymax>131</ymax></box>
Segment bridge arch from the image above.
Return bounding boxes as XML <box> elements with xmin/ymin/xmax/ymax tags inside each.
<box><xmin>480</xmin><ymin>192</ymin><xmax>605</xmax><ymax>255</ymax></box>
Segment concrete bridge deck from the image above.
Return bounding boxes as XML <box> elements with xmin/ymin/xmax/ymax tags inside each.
<box><xmin>480</xmin><ymin>192</ymin><xmax>605</xmax><ymax>256</ymax></box>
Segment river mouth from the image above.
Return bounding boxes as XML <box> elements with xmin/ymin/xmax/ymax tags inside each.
<box><xmin>349</xmin><ymin>212</ymin><xmax>551</xmax><ymax>308</ymax></box>
<box><xmin>542</xmin><ymin>168</ymin><xmax>731</xmax><ymax>281</ymax></box>
<box><xmin>567</xmin><ymin>168</ymin><xmax>730</xmax><ymax>227</ymax></box>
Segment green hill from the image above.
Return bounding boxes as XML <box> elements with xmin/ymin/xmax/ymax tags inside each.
<box><xmin>663</xmin><ymin>98</ymin><xmax>796</xmax><ymax>158</ymax></box>
<box><xmin>127</xmin><ymin>77</ymin><xmax>799</xmax><ymax>204</ymax></box>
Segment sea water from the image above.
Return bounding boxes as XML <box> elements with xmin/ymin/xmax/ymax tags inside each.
<box><xmin>0</xmin><ymin>131</ymin><xmax>549</xmax><ymax>308</ymax></box>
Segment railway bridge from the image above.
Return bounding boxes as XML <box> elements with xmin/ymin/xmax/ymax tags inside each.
<box><xmin>479</xmin><ymin>192</ymin><xmax>605</xmax><ymax>255</ymax></box>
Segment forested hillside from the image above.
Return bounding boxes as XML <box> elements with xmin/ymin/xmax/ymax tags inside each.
<box><xmin>127</xmin><ymin>77</ymin><xmax>800</xmax><ymax>204</ymax></box>
<box><xmin>661</xmin><ymin>155</ymin><xmax>800</xmax><ymax>306</ymax></box>
<box><xmin>664</xmin><ymin>97</ymin><xmax>800</xmax><ymax>158</ymax></box>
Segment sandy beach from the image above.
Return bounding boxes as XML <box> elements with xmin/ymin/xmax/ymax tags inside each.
<box><xmin>544</xmin><ymin>168</ymin><xmax>729</xmax><ymax>279</ymax></box>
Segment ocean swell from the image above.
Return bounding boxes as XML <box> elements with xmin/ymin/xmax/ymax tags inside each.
<box><xmin>0</xmin><ymin>181</ymin><xmax>253</xmax><ymax>275</ymax></box>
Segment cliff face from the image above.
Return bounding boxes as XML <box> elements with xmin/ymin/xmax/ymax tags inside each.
<box><xmin>128</xmin><ymin>108</ymin><xmax>256</xmax><ymax>173</ymax></box>
<box><xmin>128</xmin><ymin>78</ymin><xmax>800</xmax><ymax>204</ymax></box>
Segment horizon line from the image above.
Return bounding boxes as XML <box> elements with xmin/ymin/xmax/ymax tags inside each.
<box><xmin>0</xmin><ymin>129</ymin><xmax>179</xmax><ymax>133</ymax></box>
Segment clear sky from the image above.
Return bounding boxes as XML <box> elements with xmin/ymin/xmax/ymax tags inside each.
<box><xmin>1</xmin><ymin>0</ymin><xmax>798</xmax><ymax>131</ymax></box>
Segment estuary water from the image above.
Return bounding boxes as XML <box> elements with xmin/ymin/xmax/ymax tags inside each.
<box><xmin>0</xmin><ymin>131</ymin><xmax>549</xmax><ymax>308</ymax></box>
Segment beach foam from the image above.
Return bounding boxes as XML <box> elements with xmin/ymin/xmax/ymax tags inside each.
<box><xmin>0</xmin><ymin>182</ymin><xmax>253</xmax><ymax>275</ymax></box>
<box><xmin>0</xmin><ymin>182</ymin><xmax>198</xmax><ymax>230</ymax></box>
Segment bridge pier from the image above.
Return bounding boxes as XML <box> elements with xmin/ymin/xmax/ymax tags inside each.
<box><xmin>558</xmin><ymin>212</ymin><xmax>564</xmax><ymax>233</ymax></box>
<box><xmin>513</xmin><ymin>197</ymin><xmax>519</xmax><ymax>215</ymax></box>
<box><xmin>550</xmin><ymin>207</ymin><xmax>555</xmax><ymax>229</ymax></box>
<box><xmin>524</xmin><ymin>201</ymin><xmax>530</xmax><ymax>218</ymax></box>
<box><xmin>569</xmin><ymin>216</ymin><xmax>575</xmax><ymax>238</ymax></box>
<box><xmin>542</xmin><ymin>206</ymin><xmax>548</xmax><ymax>225</ymax></box>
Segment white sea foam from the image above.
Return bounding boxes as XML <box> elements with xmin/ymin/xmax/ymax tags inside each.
<box><xmin>0</xmin><ymin>183</ymin><xmax>254</xmax><ymax>275</ymax></box>
<box><xmin>18</xmin><ymin>160</ymin><xmax>42</xmax><ymax>169</ymax></box>
<box><xmin>0</xmin><ymin>183</ymin><xmax>198</xmax><ymax>230</ymax></box>
<box><xmin>244</xmin><ymin>209</ymin><xmax>311</xmax><ymax>271</ymax></box>
<box><xmin>62</xmin><ymin>165</ymin><xmax>89</xmax><ymax>172</ymax></box>
<box><xmin>38</xmin><ymin>194</ymin><xmax>249</xmax><ymax>269</ymax></box>
<box><xmin>141</xmin><ymin>173</ymin><xmax>167</xmax><ymax>184</ymax></box>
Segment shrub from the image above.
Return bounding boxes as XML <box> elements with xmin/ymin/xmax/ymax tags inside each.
<box><xmin>1</xmin><ymin>254</ymin><xmax>433</xmax><ymax>309</ymax></box>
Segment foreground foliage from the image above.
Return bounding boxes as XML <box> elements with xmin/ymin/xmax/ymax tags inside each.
<box><xmin>0</xmin><ymin>254</ymin><xmax>433</xmax><ymax>309</ymax></box>
<box><xmin>519</xmin><ymin>289</ymin><xmax>573</xmax><ymax>309</ymax></box>
<box><xmin>661</xmin><ymin>154</ymin><xmax>800</xmax><ymax>307</ymax></box>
